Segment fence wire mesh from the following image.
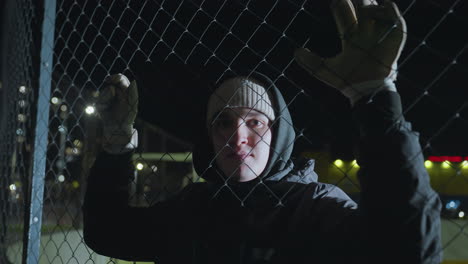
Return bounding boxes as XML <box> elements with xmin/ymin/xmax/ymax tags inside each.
<box><xmin>0</xmin><ymin>0</ymin><xmax>40</xmax><ymax>263</ymax></box>
<box><xmin>1</xmin><ymin>0</ymin><xmax>468</xmax><ymax>263</ymax></box>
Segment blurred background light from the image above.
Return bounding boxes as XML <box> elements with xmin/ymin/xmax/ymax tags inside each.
<box><xmin>85</xmin><ymin>105</ymin><xmax>95</xmax><ymax>115</ymax></box>
<box><xmin>442</xmin><ymin>161</ymin><xmax>451</xmax><ymax>169</ymax></box>
<box><xmin>136</xmin><ymin>163</ymin><xmax>144</xmax><ymax>171</ymax></box>
<box><xmin>333</xmin><ymin>159</ymin><xmax>343</xmax><ymax>167</ymax></box>
<box><xmin>445</xmin><ymin>200</ymin><xmax>460</xmax><ymax>210</ymax></box>
<box><xmin>424</xmin><ymin>160</ymin><xmax>433</xmax><ymax>169</ymax></box>
<box><xmin>51</xmin><ymin>97</ymin><xmax>60</xmax><ymax>104</ymax></box>
<box><xmin>58</xmin><ymin>175</ymin><xmax>65</xmax><ymax>182</ymax></box>
<box><xmin>72</xmin><ymin>181</ymin><xmax>80</xmax><ymax>189</ymax></box>
<box><xmin>18</xmin><ymin>85</ymin><xmax>26</xmax><ymax>93</ymax></box>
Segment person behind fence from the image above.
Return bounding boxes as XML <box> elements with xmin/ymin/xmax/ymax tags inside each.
<box><xmin>83</xmin><ymin>0</ymin><xmax>442</xmax><ymax>263</ymax></box>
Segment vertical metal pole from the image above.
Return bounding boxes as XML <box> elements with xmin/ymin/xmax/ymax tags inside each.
<box><xmin>26</xmin><ymin>0</ymin><xmax>56</xmax><ymax>263</ymax></box>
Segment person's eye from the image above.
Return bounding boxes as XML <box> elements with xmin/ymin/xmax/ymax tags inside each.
<box><xmin>247</xmin><ymin>119</ymin><xmax>265</xmax><ymax>128</ymax></box>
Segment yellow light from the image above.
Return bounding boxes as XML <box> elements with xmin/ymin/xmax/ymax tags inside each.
<box><xmin>352</xmin><ymin>160</ymin><xmax>360</xmax><ymax>169</ymax></box>
<box><xmin>424</xmin><ymin>160</ymin><xmax>433</xmax><ymax>169</ymax></box>
<box><xmin>9</xmin><ymin>184</ymin><xmax>16</xmax><ymax>191</ymax></box>
<box><xmin>85</xmin><ymin>105</ymin><xmax>95</xmax><ymax>115</ymax></box>
<box><xmin>72</xmin><ymin>181</ymin><xmax>80</xmax><ymax>189</ymax></box>
<box><xmin>73</xmin><ymin>139</ymin><xmax>82</xmax><ymax>147</ymax></box>
<box><xmin>334</xmin><ymin>159</ymin><xmax>343</xmax><ymax>167</ymax></box>
<box><xmin>459</xmin><ymin>211</ymin><xmax>465</xmax><ymax>218</ymax></box>
<box><xmin>136</xmin><ymin>163</ymin><xmax>144</xmax><ymax>171</ymax></box>
<box><xmin>462</xmin><ymin>161</ymin><xmax>468</xmax><ymax>168</ymax></box>
<box><xmin>442</xmin><ymin>161</ymin><xmax>451</xmax><ymax>169</ymax></box>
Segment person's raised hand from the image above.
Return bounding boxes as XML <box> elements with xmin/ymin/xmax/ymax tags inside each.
<box><xmin>96</xmin><ymin>73</ymin><xmax>138</xmax><ymax>153</ymax></box>
<box><xmin>295</xmin><ymin>0</ymin><xmax>406</xmax><ymax>103</ymax></box>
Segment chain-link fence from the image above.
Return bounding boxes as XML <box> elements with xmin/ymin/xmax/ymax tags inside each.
<box><xmin>1</xmin><ymin>0</ymin><xmax>467</xmax><ymax>263</ymax></box>
<box><xmin>0</xmin><ymin>0</ymin><xmax>41</xmax><ymax>263</ymax></box>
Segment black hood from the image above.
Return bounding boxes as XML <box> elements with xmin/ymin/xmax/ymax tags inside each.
<box><xmin>193</xmin><ymin>71</ymin><xmax>317</xmax><ymax>184</ymax></box>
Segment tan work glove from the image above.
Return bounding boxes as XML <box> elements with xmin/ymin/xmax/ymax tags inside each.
<box><xmin>295</xmin><ymin>0</ymin><xmax>407</xmax><ymax>104</ymax></box>
<box><xmin>96</xmin><ymin>73</ymin><xmax>138</xmax><ymax>154</ymax></box>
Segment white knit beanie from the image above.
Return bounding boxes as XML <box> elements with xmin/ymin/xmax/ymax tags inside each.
<box><xmin>206</xmin><ymin>77</ymin><xmax>275</xmax><ymax>126</ymax></box>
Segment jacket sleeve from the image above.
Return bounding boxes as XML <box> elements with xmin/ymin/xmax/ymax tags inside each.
<box><xmin>351</xmin><ymin>90</ymin><xmax>443</xmax><ymax>263</ymax></box>
<box><xmin>82</xmin><ymin>151</ymin><xmax>188</xmax><ymax>262</ymax></box>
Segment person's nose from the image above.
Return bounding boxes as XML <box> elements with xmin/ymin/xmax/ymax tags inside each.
<box><xmin>229</xmin><ymin>122</ymin><xmax>249</xmax><ymax>148</ymax></box>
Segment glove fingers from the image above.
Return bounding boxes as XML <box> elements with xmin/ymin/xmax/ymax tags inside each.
<box><xmin>294</xmin><ymin>48</ymin><xmax>339</xmax><ymax>88</ymax></box>
<box><xmin>331</xmin><ymin>0</ymin><xmax>358</xmax><ymax>38</ymax></box>
<box><xmin>367</xmin><ymin>1</ymin><xmax>406</xmax><ymax>59</ymax></box>
<box><xmin>384</xmin><ymin>0</ymin><xmax>404</xmax><ymax>19</ymax></box>
<box><xmin>105</xmin><ymin>73</ymin><xmax>130</xmax><ymax>88</ymax></box>
<box><xmin>385</xmin><ymin>0</ymin><xmax>407</xmax><ymax>35</ymax></box>
<box><xmin>115</xmin><ymin>84</ymin><xmax>135</xmax><ymax>118</ymax></box>
<box><xmin>352</xmin><ymin>0</ymin><xmax>377</xmax><ymax>7</ymax></box>
<box><xmin>357</xmin><ymin>2</ymin><xmax>406</xmax><ymax>58</ymax></box>
<box><xmin>358</xmin><ymin>2</ymin><xmax>402</xmax><ymax>23</ymax></box>
<box><xmin>359</xmin><ymin>5</ymin><xmax>399</xmax><ymax>44</ymax></box>
<box><xmin>99</xmin><ymin>74</ymin><xmax>137</xmax><ymax>126</ymax></box>
<box><xmin>383</xmin><ymin>1</ymin><xmax>407</xmax><ymax>74</ymax></box>
<box><xmin>352</xmin><ymin>0</ymin><xmax>378</xmax><ymax>21</ymax></box>
<box><xmin>358</xmin><ymin>5</ymin><xmax>387</xmax><ymax>20</ymax></box>
<box><xmin>98</xmin><ymin>73</ymin><xmax>130</xmax><ymax>110</ymax></box>
<box><xmin>96</xmin><ymin>84</ymin><xmax>116</xmax><ymax>111</ymax></box>
<box><xmin>128</xmin><ymin>80</ymin><xmax>139</xmax><ymax>116</ymax></box>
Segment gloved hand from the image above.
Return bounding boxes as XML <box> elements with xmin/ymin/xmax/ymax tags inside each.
<box><xmin>294</xmin><ymin>0</ymin><xmax>407</xmax><ymax>104</ymax></box>
<box><xmin>96</xmin><ymin>73</ymin><xmax>138</xmax><ymax>154</ymax></box>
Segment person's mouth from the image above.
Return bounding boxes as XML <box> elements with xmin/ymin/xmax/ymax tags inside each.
<box><xmin>227</xmin><ymin>151</ymin><xmax>253</xmax><ymax>161</ymax></box>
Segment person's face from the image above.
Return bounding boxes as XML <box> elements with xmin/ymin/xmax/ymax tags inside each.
<box><xmin>210</xmin><ymin>108</ymin><xmax>273</xmax><ymax>182</ymax></box>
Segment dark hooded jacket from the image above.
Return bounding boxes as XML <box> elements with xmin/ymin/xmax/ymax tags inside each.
<box><xmin>83</xmin><ymin>73</ymin><xmax>442</xmax><ymax>264</ymax></box>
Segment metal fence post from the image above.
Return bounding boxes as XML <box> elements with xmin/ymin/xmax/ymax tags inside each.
<box><xmin>25</xmin><ymin>0</ymin><xmax>56</xmax><ymax>263</ymax></box>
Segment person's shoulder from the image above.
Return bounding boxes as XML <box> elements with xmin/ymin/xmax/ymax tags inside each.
<box><xmin>280</xmin><ymin>181</ymin><xmax>352</xmax><ymax>200</ymax></box>
<box><xmin>299</xmin><ymin>181</ymin><xmax>346</xmax><ymax>199</ymax></box>
<box><xmin>266</xmin><ymin>180</ymin><xmax>321</xmax><ymax>201</ymax></box>
<box><xmin>313</xmin><ymin>182</ymin><xmax>348</xmax><ymax>196</ymax></box>
<box><xmin>311</xmin><ymin>182</ymin><xmax>358</xmax><ymax>209</ymax></box>
<box><xmin>269</xmin><ymin>181</ymin><xmax>357</xmax><ymax>209</ymax></box>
